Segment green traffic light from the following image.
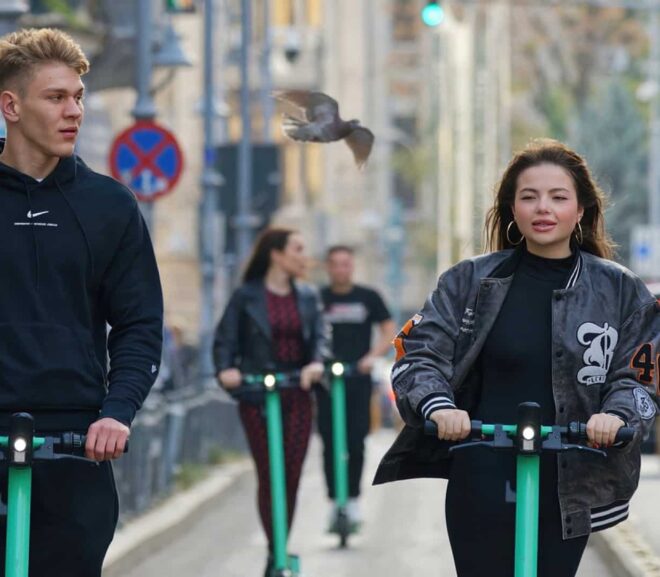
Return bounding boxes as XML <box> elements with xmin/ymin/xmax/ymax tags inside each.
<box><xmin>421</xmin><ymin>2</ymin><xmax>444</xmax><ymax>27</ymax></box>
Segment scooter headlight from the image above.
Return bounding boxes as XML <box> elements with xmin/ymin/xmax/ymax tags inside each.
<box><xmin>264</xmin><ymin>374</ymin><xmax>277</xmax><ymax>390</ymax></box>
<box><xmin>13</xmin><ymin>437</ymin><xmax>27</xmax><ymax>453</ymax></box>
<box><xmin>331</xmin><ymin>362</ymin><xmax>344</xmax><ymax>377</ymax></box>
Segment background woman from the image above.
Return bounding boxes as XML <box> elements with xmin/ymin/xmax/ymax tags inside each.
<box><xmin>213</xmin><ymin>227</ymin><xmax>330</xmax><ymax>575</ymax></box>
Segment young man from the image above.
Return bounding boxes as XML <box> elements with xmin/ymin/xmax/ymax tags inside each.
<box><xmin>317</xmin><ymin>245</ymin><xmax>395</xmax><ymax>528</ymax></box>
<box><xmin>0</xmin><ymin>28</ymin><xmax>163</xmax><ymax>575</ymax></box>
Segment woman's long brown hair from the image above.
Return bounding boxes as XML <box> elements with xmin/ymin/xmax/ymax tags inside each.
<box><xmin>242</xmin><ymin>227</ymin><xmax>297</xmax><ymax>283</ymax></box>
<box><xmin>484</xmin><ymin>138</ymin><xmax>615</xmax><ymax>259</ymax></box>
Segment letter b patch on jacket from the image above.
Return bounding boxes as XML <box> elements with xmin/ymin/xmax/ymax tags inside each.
<box><xmin>576</xmin><ymin>322</ymin><xmax>618</xmax><ymax>386</ymax></box>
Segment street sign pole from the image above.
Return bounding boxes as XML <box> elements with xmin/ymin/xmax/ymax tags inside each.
<box><xmin>133</xmin><ymin>0</ymin><xmax>158</xmax><ymax>231</ymax></box>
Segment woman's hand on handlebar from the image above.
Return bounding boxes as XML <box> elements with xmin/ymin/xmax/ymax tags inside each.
<box><xmin>586</xmin><ymin>413</ymin><xmax>625</xmax><ymax>448</ymax></box>
<box><xmin>429</xmin><ymin>409</ymin><xmax>472</xmax><ymax>441</ymax></box>
<box><xmin>300</xmin><ymin>361</ymin><xmax>324</xmax><ymax>390</ymax></box>
<box><xmin>218</xmin><ymin>368</ymin><xmax>242</xmax><ymax>389</ymax></box>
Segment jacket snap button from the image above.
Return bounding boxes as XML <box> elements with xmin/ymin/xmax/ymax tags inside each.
<box><xmin>565</xmin><ymin>516</ymin><xmax>572</xmax><ymax>523</ymax></box>
<box><xmin>556</xmin><ymin>350</ymin><xmax>563</xmax><ymax>358</ymax></box>
<box><xmin>559</xmin><ymin>406</ymin><xmax>565</xmax><ymax>413</ymax></box>
<box><xmin>555</xmin><ymin>293</ymin><xmax>563</xmax><ymax>301</ymax></box>
<box><xmin>567</xmin><ymin>528</ymin><xmax>573</xmax><ymax>535</ymax></box>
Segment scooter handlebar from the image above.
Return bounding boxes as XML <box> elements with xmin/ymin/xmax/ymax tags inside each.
<box><xmin>424</xmin><ymin>418</ymin><xmax>635</xmax><ymax>446</ymax></box>
<box><xmin>567</xmin><ymin>422</ymin><xmax>635</xmax><ymax>445</ymax></box>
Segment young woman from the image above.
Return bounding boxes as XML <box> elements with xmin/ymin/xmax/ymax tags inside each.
<box><xmin>374</xmin><ymin>139</ymin><xmax>659</xmax><ymax>576</ymax></box>
<box><xmin>213</xmin><ymin>227</ymin><xmax>330</xmax><ymax>574</ymax></box>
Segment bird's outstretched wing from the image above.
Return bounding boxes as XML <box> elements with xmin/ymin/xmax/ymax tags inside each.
<box><xmin>345</xmin><ymin>127</ymin><xmax>375</xmax><ymax>168</ymax></box>
<box><xmin>273</xmin><ymin>90</ymin><xmax>339</xmax><ymax>128</ymax></box>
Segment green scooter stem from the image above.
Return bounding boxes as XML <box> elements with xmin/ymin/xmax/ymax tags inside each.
<box><xmin>515</xmin><ymin>454</ymin><xmax>540</xmax><ymax>577</ymax></box>
<box><xmin>0</xmin><ymin>436</ymin><xmax>44</xmax><ymax>577</ymax></box>
<box><xmin>6</xmin><ymin>467</ymin><xmax>31</xmax><ymax>577</ymax></box>
<box><xmin>331</xmin><ymin>370</ymin><xmax>349</xmax><ymax>508</ymax></box>
<box><xmin>264</xmin><ymin>387</ymin><xmax>289</xmax><ymax>572</ymax></box>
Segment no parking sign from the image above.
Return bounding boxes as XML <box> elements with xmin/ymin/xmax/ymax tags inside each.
<box><xmin>108</xmin><ymin>120</ymin><xmax>184</xmax><ymax>202</ymax></box>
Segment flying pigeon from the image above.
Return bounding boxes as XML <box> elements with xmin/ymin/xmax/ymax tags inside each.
<box><xmin>273</xmin><ymin>90</ymin><xmax>375</xmax><ymax>168</ymax></box>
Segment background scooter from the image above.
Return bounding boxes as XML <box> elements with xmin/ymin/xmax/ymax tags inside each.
<box><xmin>234</xmin><ymin>371</ymin><xmax>303</xmax><ymax>577</ymax></box>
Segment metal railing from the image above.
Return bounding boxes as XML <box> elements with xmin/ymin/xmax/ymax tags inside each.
<box><xmin>112</xmin><ymin>381</ymin><xmax>247</xmax><ymax>521</ymax></box>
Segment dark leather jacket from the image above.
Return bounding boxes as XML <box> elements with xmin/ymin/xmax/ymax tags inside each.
<box><xmin>213</xmin><ymin>280</ymin><xmax>331</xmax><ymax>382</ymax></box>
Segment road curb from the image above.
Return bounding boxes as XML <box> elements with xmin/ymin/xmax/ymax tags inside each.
<box><xmin>102</xmin><ymin>460</ymin><xmax>251</xmax><ymax>577</ymax></box>
<box><xmin>591</xmin><ymin>517</ymin><xmax>660</xmax><ymax>577</ymax></box>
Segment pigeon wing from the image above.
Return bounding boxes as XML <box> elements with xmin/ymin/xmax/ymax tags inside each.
<box><xmin>273</xmin><ymin>90</ymin><xmax>339</xmax><ymax>128</ymax></box>
<box><xmin>344</xmin><ymin>127</ymin><xmax>375</xmax><ymax>168</ymax></box>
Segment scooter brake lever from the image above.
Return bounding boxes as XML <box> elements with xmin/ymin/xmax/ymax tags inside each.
<box><xmin>561</xmin><ymin>443</ymin><xmax>606</xmax><ymax>458</ymax></box>
<box><xmin>449</xmin><ymin>440</ymin><xmax>495</xmax><ymax>453</ymax></box>
<box><xmin>50</xmin><ymin>453</ymin><xmax>100</xmax><ymax>466</ymax></box>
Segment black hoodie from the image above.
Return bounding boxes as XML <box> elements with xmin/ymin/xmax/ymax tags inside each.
<box><xmin>0</xmin><ymin>143</ymin><xmax>163</xmax><ymax>429</ymax></box>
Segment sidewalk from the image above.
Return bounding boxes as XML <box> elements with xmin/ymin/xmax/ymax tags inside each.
<box><xmin>591</xmin><ymin>454</ymin><xmax>660</xmax><ymax>577</ymax></box>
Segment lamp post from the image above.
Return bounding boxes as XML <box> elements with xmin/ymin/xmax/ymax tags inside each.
<box><xmin>198</xmin><ymin>0</ymin><xmax>223</xmax><ymax>381</ymax></box>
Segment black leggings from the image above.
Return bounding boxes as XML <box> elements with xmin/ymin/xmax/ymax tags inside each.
<box><xmin>0</xmin><ymin>459</ymin><xmax>118</xmax><ymax>577</ymax></box>
<box><xmin>445</xmin><ymin>448</ymin><xmax>588</xmax><ymax>577</ymax></box>
<box><xmin>316</xmin><ymin>375</ymin><xmax>372</xmax><ymax>499</ymax></box>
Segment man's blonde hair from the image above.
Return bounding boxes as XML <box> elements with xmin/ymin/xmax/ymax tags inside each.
<box><xmin>0</xmin><ymin>28</ymin><xmax>90</xmax><ymax>94</ymax></box>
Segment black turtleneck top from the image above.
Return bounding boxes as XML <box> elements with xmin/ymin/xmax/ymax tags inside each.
<box><xmin>475</xmin><ymin>248</ymin><xmax>575</xmax><ymax>424</ymax></box>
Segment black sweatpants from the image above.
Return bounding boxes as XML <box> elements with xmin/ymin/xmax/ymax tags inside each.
<box><xmin>445</xmin><ymin>448</ymin><xmax>588</xmax><ymax>577</ymax></box>
<box><xmin>316</xmin><ymin>374</ymin><xmax>372</xmax><ymax>499</ymax></box>
<box><xmin>0</xmin><ymin>459</ymin><xmax>118</xmax><ymax>577</ymax></box>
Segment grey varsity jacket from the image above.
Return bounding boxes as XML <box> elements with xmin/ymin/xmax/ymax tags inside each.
<box><xmin>373</xmin><ymin>247</ymin><xmax>659</xmax><ymax>539</ymax></box>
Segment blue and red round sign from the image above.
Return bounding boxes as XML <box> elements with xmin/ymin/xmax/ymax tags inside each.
<box><xmin>109</xmin><ymin>120</ymin><xmax>184</xmax><ymax>202</ymax></box>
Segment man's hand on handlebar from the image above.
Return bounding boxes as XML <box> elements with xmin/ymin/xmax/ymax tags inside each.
<box><xmin>85</xmin><ymin>417</ymin><xmax>130</xmax><ymax>461</ymax></box>
<box><xmin>586</xmin><ymin>413</ymin><xmax>625</xmax><ymax>448</ymax></box>
<box><xmin>218</xmin><ymin>368</ymin><xmax>242</xmax><ymax>389</ymax></box>
<box><xmin>429</xmin><ymin>409</ymin><xmax>472</xmax><ymax>441</ymax></box>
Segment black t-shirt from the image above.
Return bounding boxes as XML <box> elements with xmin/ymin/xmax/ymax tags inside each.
<box><xmin>321</xmin><ymin>284</ymin><xmax>391</xmax><ymax>362</ymax></box>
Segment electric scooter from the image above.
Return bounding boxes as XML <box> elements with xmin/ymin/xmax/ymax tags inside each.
<box><xmin>0</xmin><ymin>412</ymin><xmax>105</xmax><ymax>577</ymax></box>
<box><xmin>234</xmin><ymin>371</ymin><xmax>304</xmax><ymax>577</ymax></box>
<box><xmin>425</xmin><ymin>402</ymin><xmax>634</xmax><ymax>577</ymax></box>
<box><xmin>326</xmin><ymin>361</ymin><xmax>360</xmax><ymax>548</ymax></box>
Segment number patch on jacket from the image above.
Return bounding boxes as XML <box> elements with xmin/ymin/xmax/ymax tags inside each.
<box><xmin>630</xmin><ymin>343</ymin><xmax>659</xmax><ymax>393</ymax></box>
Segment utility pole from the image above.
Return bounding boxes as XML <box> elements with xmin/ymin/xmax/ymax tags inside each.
<box><xmin>236</xmin><ymin>0</ymin><xmax>255</xmax><ymax>268</ymax></box>
<box><xmin>133</xmin><ymin>0</ymin><xmax>157</xmax><ymax>231</ymax></box>
<box><xmin>198</xmin><ymin>0</ymin><xmax>223</xmax><ymax>380</ymax></box>
<box><xmin>648</xmin><ymin>0</ymin><xmax>660</xmax><ymax>227</ymax></box>
<box><xmin>0</xmin><ymin>1</ymin><xmax>27</xmax><ymax>36</ymax></box>
<box><xmin>260</xmin><ymin>0</ymin><xmax>274</xmax><ymax>142</ymax></box>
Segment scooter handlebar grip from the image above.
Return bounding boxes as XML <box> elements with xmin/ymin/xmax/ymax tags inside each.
<box><xmin>568</xmin><ymin>422</ymin><xmax>635</xmax><ymax>445</ymax></box>
<box><xmin>615</xmin><ymin>427</ymin><xmax>635</xmax><ymax>444</ymax></box>
<box><xmin>424</xmin><ymin>420</ymin><xmax>437</xmax><ymax>436</ymax></box>
<box><xmin>424</xmin><ymin>419</ymin><xmax>482</xmax><ymax>437</ymax></box>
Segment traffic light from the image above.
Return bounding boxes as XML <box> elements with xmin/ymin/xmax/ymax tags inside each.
<box><xmin>166</xmin><ymin>0</ymin><xmax>196</xmax><ymax>13</ymax></box>
<box><xmin>421</xmin><ymin>1</ymin><xmax>444</xmax><ymax>27</ymax></box>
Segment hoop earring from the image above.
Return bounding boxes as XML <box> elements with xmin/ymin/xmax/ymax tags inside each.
<box><xmin>575</xmin><ymin>221</ymin><xmax>584</xmax><ymax>245</ymax></box>
<box><xmin>506</xmin><ymin>221</ymin><xmax>524</xmax><ymax>246</ymax></box>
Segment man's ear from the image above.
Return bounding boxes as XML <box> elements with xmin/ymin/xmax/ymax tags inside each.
<box><xmin>0</xmin><ymin>90</ymin><xmax>20</xmax><ymax>123</ymax></box>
